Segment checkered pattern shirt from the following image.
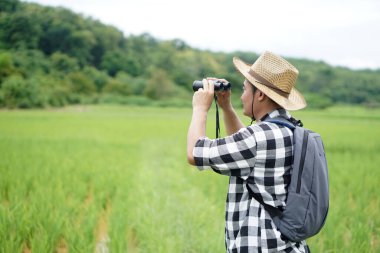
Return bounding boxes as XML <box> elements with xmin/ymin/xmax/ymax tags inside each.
<box><xmin>193</xmin><ymin>109</ymin><xmax>308</xmax><ymax>253</ymax></box>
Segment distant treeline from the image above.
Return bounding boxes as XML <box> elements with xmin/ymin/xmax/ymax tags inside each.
<box><xmin>0</xmin><ymin>0</ymin><xmax>379</xmax><ymax>109</ymax></box>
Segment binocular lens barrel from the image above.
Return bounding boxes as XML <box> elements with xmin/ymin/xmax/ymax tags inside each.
<box><xmin>192</xmin><ymin>80</ymin><xmax>231</xmax><ymax>92</ymax></box>
<box><xmin>192</xmin><ymin>81</ymin><xmax>204</xmax><ymax>91</ymax></box>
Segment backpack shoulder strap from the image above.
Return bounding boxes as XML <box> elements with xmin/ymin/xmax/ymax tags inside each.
<box><xmin>247</xmin><ymin>187</ymin><xmax>282</xmax><ymax>218</ymax></box>
<box><xmin>264</xmin><ymin>116</ymin><xmax>303</xmax><ymax>130</ymax></box>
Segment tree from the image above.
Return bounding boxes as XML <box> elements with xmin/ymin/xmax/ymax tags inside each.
<box><xmin>0</xmin><ymin>0</ymin><xmax>20</xmax><ymax>12</ymax></box>
<box><xmin>0</xmin><ymin>75</ymin><xmax>43</xmax><ymax>108</ymax></box>
<box><xmin>1</xmin><ymin>0</ymin><xmax>380</xmax><ymax>108</ymax></box>
<box><xmin>0</xmin><ymin>9</ymin><xmax>42</xmax><ymax>49</ymax></box>
<box><xmin>100</xmin><ymin>50</ymin><xmax>141</xmax><ymax>77</ymax></box>
<box><xmin>68</xmin><ymin>72</ymin><xmax>96</xmax><ymax>94</ymax></box>
<box><xmin>102</xmin><ymin>78</ymin><xmax>131</xmax><ymax>96</ymax></box>
<box><xmin>144</xmin><ymin>68</ymin><xmax>175</xmax><ymax>100</ymax></box>
<box><xmin>67</xmin><ymin>30</ymin><xmax>96</xmax><ymax>66</ymax></box>
<box><xmin>82</xmin><ymin>66</ymin><xmax>109</xmax><ymax>92</ymax></box>
<box><xmin>50</xmin><ymin>52</ymin><xmax>79</xmax><ymax>74</ymax></box>
<box><xmin>0</xmin><ymin>52</ymin><xmax>16</xmax><ymax>83</ymax></box>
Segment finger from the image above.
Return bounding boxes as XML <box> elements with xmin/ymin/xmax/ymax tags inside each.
<box><xmin>215</xmin><ymin>92</ymin><xmax>223</xmax><ymax>101</ymax></box>
<box><xmin>194</xmin><ymin>88</ymin><xmax>203</xmax><ymax>96</ymax></box>
<box><xmin>202</xmin><ymin>79</ymin><xmax>208</xmax><ymax>91</ymax></box>
<box><xmin>208</xmin><ymin>78</ymin><xmax>214</xmax><ymax>93</ymax></box>
<box><xmin>216</xmin><ymin>90</ymin><xmax>228</xmax><ymax>98</ymax></box>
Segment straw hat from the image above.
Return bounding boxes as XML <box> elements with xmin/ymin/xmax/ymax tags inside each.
<box><xmin>233</xmin><ymin>51</ymin><xmax>307</xmax><ymax>110</ymax></box>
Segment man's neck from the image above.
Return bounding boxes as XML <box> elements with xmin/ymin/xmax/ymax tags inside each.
<box><xmin>255</xmin><ymin>105</ymin><xmax>282</xmax><ymax>122</ymax></box>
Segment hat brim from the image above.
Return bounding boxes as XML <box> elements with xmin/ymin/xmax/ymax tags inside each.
<box><xmin>233</xmin><ymin>57</ymin><xmax>307</xmax><ymax>111</ymax></box>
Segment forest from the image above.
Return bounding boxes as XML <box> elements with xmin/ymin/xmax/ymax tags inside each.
<box><xmin>1</xmin><ymin>0</ymin><xmax>379</xmax><ymax>109</ymax></box>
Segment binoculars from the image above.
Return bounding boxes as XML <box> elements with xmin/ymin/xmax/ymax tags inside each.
<box><xmin>192</xmin><ymin>80</ymin><xmax>231</xmax><ymax>92</ymax></box>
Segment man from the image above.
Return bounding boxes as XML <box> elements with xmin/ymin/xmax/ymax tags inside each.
<box><xmin>187</xmin><ymin>51</ymin><xmax>310</xmax><ymax>252</ymax></box>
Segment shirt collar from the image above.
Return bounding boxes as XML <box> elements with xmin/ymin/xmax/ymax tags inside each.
<box><xmin>260</xmin><ymin>108</ymin><xmax>291</xmax><ymax>122</ymax></box>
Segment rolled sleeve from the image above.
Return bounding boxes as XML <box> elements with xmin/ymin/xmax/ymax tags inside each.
<box><xmin>193</xmin><ymin>137</ymin><xmax>213</xmax><ymax>169</ymax></box>
<box><xmin>193</xmin><ymin>127</ymin><xmax>257</xmax><ymax>178</ymax></box>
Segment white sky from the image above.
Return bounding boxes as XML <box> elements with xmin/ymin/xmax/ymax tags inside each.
<box><xmin>23</xmin><ymin>0</ymin><xmax>380</xmax><ymax>70</ymax></box>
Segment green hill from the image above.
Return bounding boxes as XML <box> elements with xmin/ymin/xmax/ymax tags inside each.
<box><xmin>0</xmin><ymin>0</ymin><xmax>379</xmax><ymax>109</ymax></box>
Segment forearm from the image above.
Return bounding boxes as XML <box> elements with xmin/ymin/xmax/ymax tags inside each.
<box><xmin>187</xmin><ymin>108</ymin><xmax>208</xmax><ymax>165</ymax></box>
<box><xmin>222</xmin><ymin>106</ymin><xmax>244</xmax><ymax>135</ymax></box>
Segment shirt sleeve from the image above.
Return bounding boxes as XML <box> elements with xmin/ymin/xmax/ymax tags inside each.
<box><xmin>192</xmin><ymin>127</ymin><xmax>257</xmax><ymax>178</ymax></box>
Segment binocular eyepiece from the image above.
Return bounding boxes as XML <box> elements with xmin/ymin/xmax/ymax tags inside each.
<box><xmin>192</xmin><ymin>80</ymin><xmax>231</xmax><ymax>92</ymax></box>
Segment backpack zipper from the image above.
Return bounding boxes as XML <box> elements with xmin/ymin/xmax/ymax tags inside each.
<box><xmin>296</xmin><ymin>130</ymin><xmax>309</xmax><ymax>193</ymax></box>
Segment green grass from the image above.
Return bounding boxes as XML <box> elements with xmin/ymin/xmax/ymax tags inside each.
<box><xmin>0</xmin><ymin>105</ymin><xmax>379</xmax><ymax>252</ymax></box>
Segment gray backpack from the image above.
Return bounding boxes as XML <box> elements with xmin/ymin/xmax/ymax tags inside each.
<box><xmin>250</xmin><ymin>117</ymin><xmax>329</xmax><ymax>242</ymax></box>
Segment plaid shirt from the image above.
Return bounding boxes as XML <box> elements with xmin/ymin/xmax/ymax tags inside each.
<box><xmin>193</xmin><ymin>109</ymin><xmax>308</xmax><ymax>253</ymax></box>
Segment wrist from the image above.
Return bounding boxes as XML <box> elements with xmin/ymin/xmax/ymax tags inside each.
<box><xmin>221</xmin><ymin>104</ymin><xmax>234</xmax><ymax>113</ymax></box>
<box><xmin>193</xmin><ymin>106</ymin><xmax>209</xmax><ymax>115</ymax></box>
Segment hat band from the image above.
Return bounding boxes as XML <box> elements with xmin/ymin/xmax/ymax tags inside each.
<box><xmin>248</xmin><ymin>69</ymin><xmax>290</xmax><ymax>98</ymax></box>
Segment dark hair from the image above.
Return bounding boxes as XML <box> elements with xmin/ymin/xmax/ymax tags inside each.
<box><xmin>252</xmin><ymin>85</ymin><xmax>257</xmax><ymax>94</ymax></box>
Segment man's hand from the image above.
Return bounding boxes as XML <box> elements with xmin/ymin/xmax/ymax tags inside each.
<box><xmin>204</xmin><ymin>77</ymin><xmax>232</xmax><ymax>111</ymax></box>
<box><xmin>192</xmin><ymin>78</ymin><xmax>215</xmax><ymax>112</ymax></box>
<box><xmin>216</xmin><ymin>90</ymin><xmax>232</xmax><ymax>111</ymax></box>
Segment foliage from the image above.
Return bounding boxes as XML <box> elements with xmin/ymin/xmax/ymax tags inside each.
<box><xmin>303</xmin><ymin>93</ymin><xmax>333</xmax><ymax>110</ymax></box>
<box><xmin>67</xmin><ymin>72</ymin><xmax>96</xmax><ymax>95</ymax></box>
<box><xmin>0</xmin><ymin>0</ymin><xmax>379</xmax><ymax>109</ymax></box>
<box><xmin>50</xmin><ymin>52</ymin><xmax>79</xmax><ymax>74</ymax></box>
<box><xmin>0</xmin><ymin>75</ymin><xmax>44</xmax><ymax>108</ymax></box>
<box><xmin>144</xmin><ymin>68</ymin><xmax>176</xmax><ymax>100</ymax></box>
<box><xmin>102</xmin><ymin>78</ymin><xmax>131</xmax><ymax>96</ymax></box>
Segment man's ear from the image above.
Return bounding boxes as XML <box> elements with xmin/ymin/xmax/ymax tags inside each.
<box><xmin>257</xmin><ymin>90</ymin><xmax>266</xmax><ymax>101</ymax></box>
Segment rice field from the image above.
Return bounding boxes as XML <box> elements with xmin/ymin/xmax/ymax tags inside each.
<box><xmin>0</xmin><ymin>105</ymin><xmax>379</xmax><ymax>252</ymax></box>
